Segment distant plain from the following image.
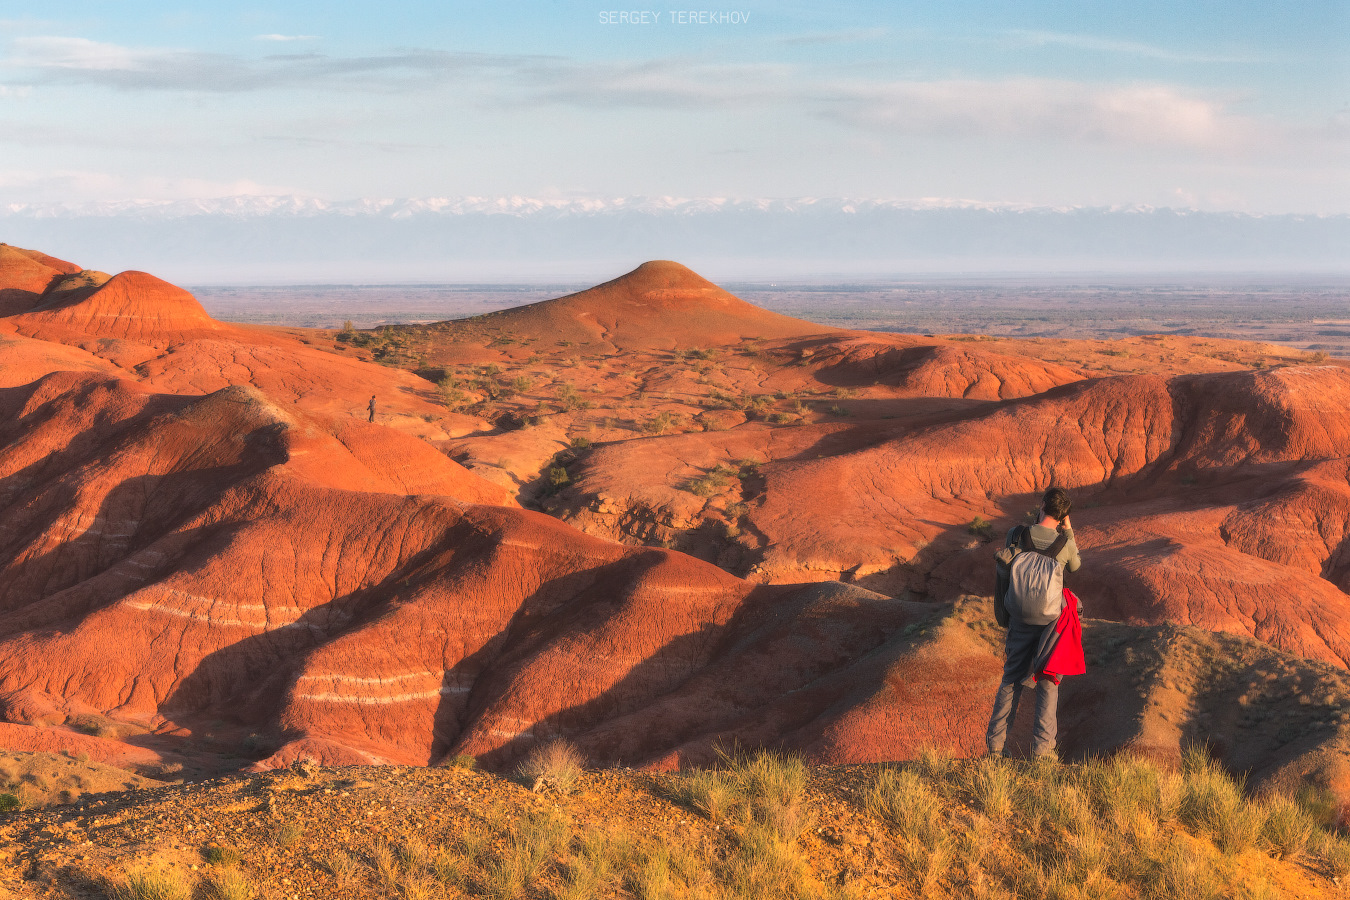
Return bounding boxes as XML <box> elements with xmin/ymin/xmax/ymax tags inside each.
<box><xmin>192</xmin><ymin>276</ymin><xmax>1350</xmax><ymax>355</ymax></box>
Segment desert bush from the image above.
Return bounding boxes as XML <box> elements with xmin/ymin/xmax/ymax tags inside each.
<box><xmin>437</xmin><ymin>375</ymin><xmax>467</xmax><ymax>409</ymax></box>
<box><xmin>0</xmin><ymin>792</ymin><xmax>19</xmax><ymax>813</ymax></box>
<box><xmin>968</xmin><ymin>516</ymin><xmax>995</xmax><ymax>540</ymax></box>
<box><xmin>644</xmin><ymin>411</ymin><xmax>677</xmax><ymax>434</ymax></box>
<box><xmin>687</xmin><ymin>465</ymin><xmax>736</xmax><ymax>497</ymax></box>
<box><xmin>517</xmin><ymin>740</ymin><xmax>584</xmax><ymax>795</ymax></box>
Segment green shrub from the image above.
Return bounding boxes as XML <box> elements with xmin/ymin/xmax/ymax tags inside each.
<box><xmin>968</xmin><ymin>516</ymin><xmax>994</xmax><ymax>540</ymax></box>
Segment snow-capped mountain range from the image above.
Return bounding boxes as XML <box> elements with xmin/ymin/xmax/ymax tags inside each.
<box><xmin>2</xmin><ymin>196</ymin><xmax>1345</xmax><ymax>282</ymax></box>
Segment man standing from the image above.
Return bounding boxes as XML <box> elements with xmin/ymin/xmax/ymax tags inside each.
<box><xmin>368</xmin><ymin>395</ymin><xmax>377</xmax><ymax>423</ymax></box>
<box><xmin>986</xmin><ymin>487</ymin><xmax>1081</xmax><ymax>759</ymax></box>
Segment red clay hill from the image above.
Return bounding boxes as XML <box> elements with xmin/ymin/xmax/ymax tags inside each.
<box><xmin>440</xmin><ymin>260</ymin><xmax>822</xmax><ymax>353</ymax></box>
<box><xmin>2</xmin><ymin>245</ymin><xmax>1349</xmax><ymax>811</ymax></box>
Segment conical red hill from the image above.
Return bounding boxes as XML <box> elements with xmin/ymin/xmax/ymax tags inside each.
<box><xmin>462</xmin><ymin>260</ymin><xmax>822</xmax><ymax>350</ymax></box>
<box><xmin>15</xmin><ymin>270</ymin><xmax>221</xmax><ymax>344</ymax></box>
<box><xmin>0</xmin><ymin>244</ymin><xmax>81</xmax><ymax>316</ymax></box>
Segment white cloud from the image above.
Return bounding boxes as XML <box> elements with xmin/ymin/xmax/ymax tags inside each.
<box><xmin>0</xmin><ymin>35</ymin><xmax>1299</xmax><ymax>155</ymax></box>
<box><xmin>0</xmin><ymin>168</ymin><xmax>295</xmax><ymax>201</ymax></box>
<box><xmin>816</xmin><ymin>78</ymin><xmax>1255</xmax><ymax>151</ymax></box>
<box><xmin>1004</xmin><ymin>29</ymin><xmax>1268</xmax><ymax>64</ymax></box>
<box><xmin>8</xmin><ymin>35</ymin><xmax>154</xmax><ymax>71</ymax></box>
<box><xmin>1</xmin><ymin>35</ymin><xmax>541</xmax><ymax>92</ymax></box>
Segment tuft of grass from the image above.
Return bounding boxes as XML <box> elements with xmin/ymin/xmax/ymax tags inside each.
<box><xmin>678</xmin><ymin>767</ymin><xmax>736</xmax><ymax>823</ymax></box>
<box><xmin>1178</xmin><ymin>747</ymin><xmax>1264</xmax><ymax>855</ymax></box>
<box><xmin>109</xmin><ymin>866</ymin><xmax>193</xmax><ymax>900</ymax></box>
<box><xmin>202</xmin><ymin>868</ymin><xmax>255</xmax><ymax>900</ymax></box>
<box><xmin>737</xmin><ymin>750</ymin><xmax>812</xmax><ymax>842</ymax></box>
<box><xmin>1259</xmin><ymin>793</ymin><xmax>1314</xmax><ymax>860</ymax></box>
<box><xmin>273</xmin><ymin>822</ymin><xmax>303</xmax><ymax>848</ymax></box>
<box><xmin>865</xmin><ymin>767</ymin><xmax>943</xmax><ymax>844</ymax></box>
<box><xmin>203</xmin><ymin>845</ymin><xmax>240</xmax><ymax>867</ymax></box>
<box><xmin>398</xmin><ymin>836</ymin><xmax>429</xmax><ymax>872</ymax></box>
<box><xmin>967</xmin><ymin>756</ymin><xmax>1017</xmax><ymax>820</ymax></box>
<box><xmin>1311</xmin><ymin>828</ymin><xmax>1350</xmax><ymax>878</ymax></box>
<box><xmin>446</xmin><ymin>752</ymin><xmax>478</xmax><ymax>770</ymax></box>
<box><xmin>0</xmin><ymin>792</ymin><xmax>19</xmax><ymax>813</ymax></box>
<box><xmin>517</xmin><ymin>740</ymin><xmax>585</xmax><ymax>795</ymax></box>
<box><xmin>431</xmin><ymin>846</ymin><xmax>470</xmax><ymax>889</ymax></box>
<box><xmin>371</xmin><ymin>839</ymin><xmax>401</xmax><ymax>887</ymax></box>
<box><xmin>325</xmin><ymin>850</ymin><xmax>360</xmax><ymax>890</ymax></box>
<box><xmin>1143</xmin><ymin>839</ymin><xmax>1222</xmax><ymax>900</ymax></box>
<box><xmin>866</xmin><ymin>766</ymin><xmax>952</xmax><ymax>894</ymax></box>
<box><xmin>483</xmin><ymin>807</ymin><xmax>569</xmax><ymax>900</ymax></box>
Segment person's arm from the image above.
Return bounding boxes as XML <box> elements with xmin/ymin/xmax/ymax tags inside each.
<box><xmin>1059</xmin><ymin>531</ymin><xmax>1081</xmax><ymax>573</ymax></box>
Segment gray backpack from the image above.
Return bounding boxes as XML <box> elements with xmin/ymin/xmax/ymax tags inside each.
<box><xmin>997</xmin><ymin>526</ymin><xmax>1068</xmax><ymax>626</ymax></box>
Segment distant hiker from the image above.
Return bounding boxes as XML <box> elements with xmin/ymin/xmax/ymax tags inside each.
<box><xmin>368</xmin><ymin>395</ymin><xmax>377</xmax><ymax>423</ymax></box>
<box><xmin>987</xmin><ymin>487</ymin><xmax>1083</xmax><ymax>759</ymax></box>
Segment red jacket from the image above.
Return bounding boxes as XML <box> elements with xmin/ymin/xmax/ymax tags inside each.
<box><xmin>1035</xmin><ymin>588</ymin><xmax>1086</xmax><ymax>683</ymax></box>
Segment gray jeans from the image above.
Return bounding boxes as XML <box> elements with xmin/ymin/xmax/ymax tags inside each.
<box><xmin>986</xmin><ymin>619</ymin><xmax>1059</xmax><ymax>757</ymax></box>
<box><xmin>986</xmin><ymin>677</ymin><xmax>1059</xmax><ymax>757</ymax></box>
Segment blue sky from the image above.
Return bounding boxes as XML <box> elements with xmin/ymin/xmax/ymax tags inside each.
<box><xmin>0</xmin><ymin>1</ymin><xmax>1346</xmax><ymax>212</ymax></box>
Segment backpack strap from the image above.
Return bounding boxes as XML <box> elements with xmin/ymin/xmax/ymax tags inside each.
<box><xmin>1037</xmin><ymin>530</ymin><xmax>1068</xmax><ymax>560</ymax></box>
<box><xmin>1019</xmin><ymin>526</ymin><xmax>1068</xmax><ymax>560</ymax></box>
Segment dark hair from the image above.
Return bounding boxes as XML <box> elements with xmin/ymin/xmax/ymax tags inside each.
<box><xmin>1042</xmin><ymin>487</ymin><xmax>1072</xmax><ymax>521</ymax></box>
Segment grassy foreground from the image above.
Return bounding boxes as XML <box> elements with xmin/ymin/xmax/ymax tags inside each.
<box><xmin>13</xmin><ymin>747</ymin><xmax>1349</xmax><ymax>900</ymax></box>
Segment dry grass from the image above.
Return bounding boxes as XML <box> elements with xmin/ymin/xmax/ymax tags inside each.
<box><xmin>517</xmin><ymin>740</ymin><xmax>585</xmax><ymax>795</ymax></box>
<box><xmin>201</xmin><ymin>868</ymin><xmax>256</xmax><ymax>900</ymax></box>
<box><xmin>108</xmin><ymin>866</ymin><xmax>192</xmax><ymax>900</ymax></box>
<box><xmin>35</xmin><ymin>752</ymin><xmax>1347</xmax><ymax>900</ymax></box>
<box><xmin>844</xmin><ymin>749</ymin><xmax>1348</xmax><ymax>900</ymax></box>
